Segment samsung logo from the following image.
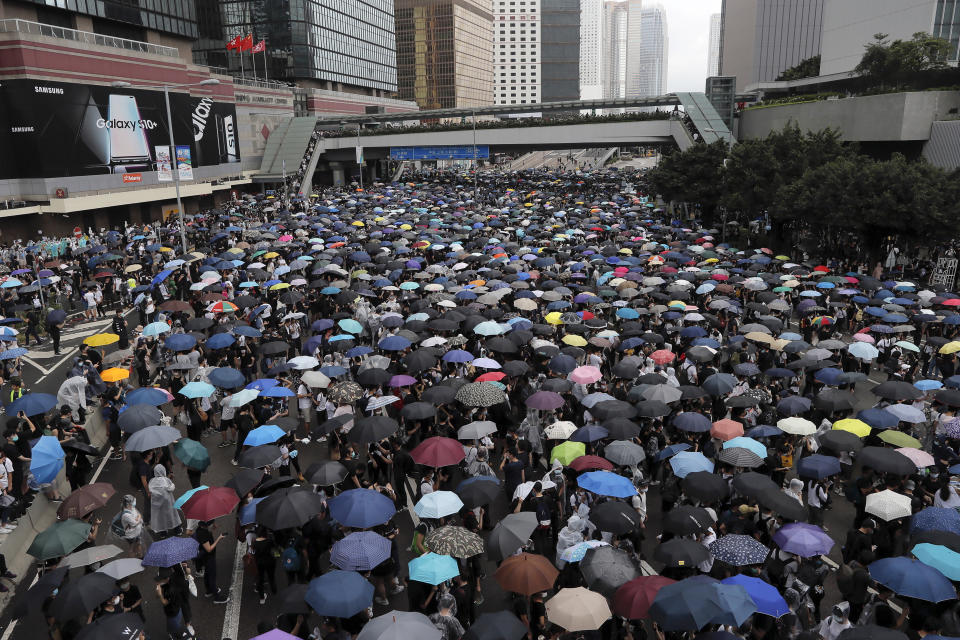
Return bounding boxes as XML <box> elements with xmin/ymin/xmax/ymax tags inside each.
<box><xmin>10</xmin><ymin>126</ymin><xmax>34</xmax><ymax>133</ymax></box>
<box><xmin>34</xmin><ymin>86</ymin><xmax>63</xmax><ymax>94</ymax></box>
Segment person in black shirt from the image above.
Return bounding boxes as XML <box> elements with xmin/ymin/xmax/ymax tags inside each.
<box><xmin>194</xmin><ymin>520</ymin><xmax>230</xmax><ymax>603</ymax></box>
<box><xmin>155</xmin><ymin>567</ymin><xmax>187</xmax><ymax>639</ymax></box>
<box><xmin>118</xmin><ymin>578</ymin><xmax>144</xmax><ymax>620</ymax></box>
<box><xmin>2</xmin><ymin>430</ymin><xmax>27</xmax><ymax>499</ymax></box>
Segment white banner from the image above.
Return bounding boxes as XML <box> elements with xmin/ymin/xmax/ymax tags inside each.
<box><xmin>155</xmin><ymin>145</ymin><xmax>172</xmax><ymax>182</ymax></box>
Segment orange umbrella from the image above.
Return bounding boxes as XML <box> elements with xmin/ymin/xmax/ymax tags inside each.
<box><xmin>100</xmin><ymin>367</ymin><xmax>130</xmax><ymax>383</ymax></box>
<box><xmin>494</xmin><ymin>553</ymin><xmax>559</xmax><ymax>596</ymax></box>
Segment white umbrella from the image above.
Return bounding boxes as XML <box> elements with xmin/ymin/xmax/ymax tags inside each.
<box><xmin>366</xmin><ymin>395</ymin><xmax>400</xmax><ymax>412</ymax></box>
<box><xmin>866</xmin><ymin>489</ymin><xmax>913</xmax><ymax>521</ymax></box>
<box><xmin>228</xmin><ymin>388</ymin><xmax>259</xmax><ymax>407</ymax></box>
<box><xmin>544</xmin><ymin>420</ymin><xmax>578</xmax><ymax>439</ymax></box>
<box><xmin>300</xmin><ymin>370</ymin><xmax>331</xmax><ymax>388</ymax></box>
<box><xmin>546</xmin><ymin>587</ymin><xmax>612</xmax><ymax>631</ymax></box>
<box><xmin>777</xmin><ymin>417</ymin><xmax>817</xmax><ymax>436</ymax></box>
<box><xmin>885</xmin><ymin>404</ymin><xmax>926</xmax><ymax>424</ymax></box>
<box><xmin>457</xmin><ymin>420</ymin><xmax>498</xmax><ymax>440</ymax></box>
<box><xmin>287</xmin><ymin>355</ymin><xmax>320</xmax><ymax>370</ymax></box>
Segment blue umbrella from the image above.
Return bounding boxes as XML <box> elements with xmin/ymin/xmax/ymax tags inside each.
<box><xmin>246</xmin><ymin>379</ymin><xmax>279</xmax><ymax>392</ymax></box>
<box><xmin>655</xmin><ymin>443</ymin><xmax>692</xmax><ymax>461</ymax></box>
<box><xmin>165</xmin><ymin>334</ymin><xmax>197</xmax><ymax>351</ymax></box>
<box><xmin>328</xmin><ymin>488</ymin><xmax>397</xmax><ymax>528</ymax></box>
<box><xmin>208</xmin><ymin>367</ymin><xmax>245</xmax><ymax>389</ymax></box>
<box><xmin>150</xmin><ymin>269</ymin><xmax>173</xmax><ymax>287</ymax></box>
<box><xmin>142</xmin><ymin>537</ymin><xmax>199</xmax><ymax>567</ymax></box>
<box><xmin>0</xmin><ymin>347</ymin><xmax>28</xmax><ymax>361</ymax></box>
<box><xmin>649</xmin><ymin>578</ymin><xmax>757</xmax><ymax>631</ymax></box>
<box><xmin>747</xmin><ymin>424</ymin><xmax>782</xmax><ymax>438</ymax></box>
<box><xmin>30</xmin><ymin>435</ymin><xmax>64</xmax><ymax>484</ymax></box>
<box><xmin>414</xmin><ymin>491</ymin><xmax>464</xmax><ymax>519</ymax></box>
<box><xmin>238</xmin><ymin>497</ymin><xmax>265</xmax><ymax>526</ymax></box>
<box><xmin>709</xmin><ymin>535</ymin><xmax>769</xmax><ymax>566</ymax></box>
<box><xmin>912</xmin><ymin>543</ymin><xmax>960</xmax><ymax>581</ymax></box>
<box><xmin>244</xmin><ymin>424</ymin><xmax>285</xmax><ymax>447</ymax></box>
<box><xmin>330</xmin><ymin>531</ymin><xmax>391</xmax><ymax>571</ymax></box>
<box><xmin>174</xmin><ymin>485</ymin><xmax>209</xmax><ymax>509</ymax></box>
<box><xmin>722</xmin><ymin>437</ymin><xmax>767</xmax><ymax>458</ymax></box>
<box><xmin>797</xmin><ymin>454</ymin><xmax>842</xmax><ymax>480</ymax></box>
<box><xmin>233</xmin><ymin>326</ymin><xmax>262</xmax><ymax>338</ymax></box>
<box><xmin>378</xmin><ymin>335</ymin><xmax>412</xmax><ymax>351</ymax></box>
<box><xmin>408</xmin><ymin>553</ymin><xmax>460</xmax><ymax>585</ymax></box>
<box><xmin>672</xmin><ymin>412</ymin><xmax>712</xmax><ymax>433</ymax></box>
<box><xmin>338</xmin><ymin>318</ymin><xmax>363</xmax><ymax>334</ymax></box>
<box><xmin>442</xmin><ymin>350</ymin><xmax>474</xmax><ymax>363</ymax></box>
<box><xmin>721</xmin><ymin>575</ymin><xmax>789</xmax><ymax>618</ymax></box>
<box><xmin>577</xmin><ymin>471</ymin><xmax>637</xmax><ymax>498</ymax></box>
<box><xmin>142</xmin><ymin>322</ymin><xmax>171</xmax><ymax>337</ymax></box>
<box><xmin>8</xmin><ymin>392</ymin><xmax>57</xmax><ymax>417</ymax></box>
<box><xmin>305</xmin><ymin>570</ymin><xmax>373</xmax><ymax>617</ymax></box>
<box><xmin>570</xmin><ymin>425</ymin><xmax>610</xmax><ymax>443</ymax></box>
<box><xmin>857</xmin><ymin>408</ymin><xmax>899</xmax><ymax>429</ymax></box>
<box><xmin>179</xmin><ymin>381</ymin><xmax>216</xmax><ymax>399</ymax></box>
<box><xmin>125</xmin><ymin>387</ymin><xmax>170</xmax><ymax>406</ymax></box>
<box><xmin>206</xmin><ymin>333</ymin><xmax>236</xmax><ymax>350</ymax></box>
<box><xmin>260</xmin><ymin>386</ymin><xmax>295</xmax><ymax>398</ymax></box>
<box><xmin>912</xmin><ymin>507</ymin><xmax>960</xmax><ymax>536</ymax></box>
<box><xmin>669</xmin><ymin>451</ymin><xmax>715</xmax><ymax>478</ymax></box>
<box><xmin>868</xmin><ymin>557</ymin><xmax>957</xmax><ymax>602</ymax></box>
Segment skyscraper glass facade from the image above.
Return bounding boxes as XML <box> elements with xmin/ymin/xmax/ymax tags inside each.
<box><xmin>934</xmin><ymin>0</ymin><xmax>960</xmax><ymax>61</ymax></box>
<box><xmin>21</xmin><ymin>0</ymin><xmax>197</xmax><ymax>39</ymax></box>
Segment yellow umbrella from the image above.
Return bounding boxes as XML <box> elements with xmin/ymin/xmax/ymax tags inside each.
<box><xmin>400</xmin><ymin>224</ymin><xmax>413</xmax><ymax>230</ymax></box>
<box><xmin>101</xmin><ymin>367</ymin><xmax>130</xmax><ymax>383</ymax></box>
<box><xmin>775</xmin><ymin>255</ymin><xmax>790</xmax><ymax>261</ymax></box>
<box><xmin>550</xmin><ymin>441</ymin><xmax>586</xmax><ymax>466</ymax></box>
<box><xmin>544</xmin><ymin>312</ymin><xmax>564</xmax><ymax>325</ymax></box>
<box><xmin>562</xmin><ymin>334</ymin><xmax>588</xmax><ymax>347</ymax></box>
<box><xmin>263</xmin><ymin>252</ymin><xmax>280</xmax><ymax>259</ymax></box>
<box><xmin>158</xmin><ymin>247</ymin><xmax>173</xmax><ymax>253</ymax></box>
<box><xmin>269</xmin><ymin>283</ymin><xmax>291</xmax><ymax>290</ymax></box>
<box><xmin>84</xmin><ymin>333</ymin><xmax>119</xmax><ymax>347</ymax></box>
<box><xmin>351</xmin><ymin>221</ymin><xmax>365</xmax><ymax>227</ymax></box>
<box><xmin>940</xmin><ymin>341</ymin><xmax>960</xmax><ymax>355</ymax></box>
<box><xmin>833</xmin><ymin>418</ymin><xmax>871</xmax><ymax>438</ymax></box>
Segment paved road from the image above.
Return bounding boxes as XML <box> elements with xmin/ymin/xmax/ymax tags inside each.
<box><xmin>0</xmin><ymin>309</ymin><xmax>897</xmax><ymax>640</ymax></box>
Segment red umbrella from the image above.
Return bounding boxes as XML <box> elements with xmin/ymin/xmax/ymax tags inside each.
<box><xmin>650</xmin><ymin>350</ymin><xmax>675</xmax><ymax>365</ymax></box>
<box><xmin>569</xmin><ymin>455</ymin><xmax>614</xmax><ymax>472</ymax></box>
<box><xmin>411</xmin><ymin>436</ymin><xmax>466</xmax><ymax>468</ymax></box>
<box><xmin>181</xmin><ymin>487</ymin><xmax>239</xmax><ymax>521</ymax></box>
<box><xmin>476</xmin><ymin>372</ymin><xmax>506</xmax><ymax>383</ymax></box>
<box><xmin>613</xmin><ymin>576</ymin><xmax>677</xmax><ymax>620</ymax></box>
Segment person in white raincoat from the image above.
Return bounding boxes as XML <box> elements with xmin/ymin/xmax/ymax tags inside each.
<box><xmin>57</xmin><ymin>375</ymin><xmax>88</xmax><ymax>423</ymax></box>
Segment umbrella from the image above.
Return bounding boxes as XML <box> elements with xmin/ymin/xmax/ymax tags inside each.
<box><xmin>757</xmin><ymin>487</ymin><xmax>808</xmax><ymax>521</ymax></box>
<box><xmin>653</xmin><ymin>538</ymin><xmax>711</xmax><ymax>568</ymax></box>
<box><xmin>329</xmin><ymin>488</ymin><xmax>397</xmax><ymax>528</ymax></box>
<box><xmin>414</xmin><ymin>490</ymin><xmax>464</xmax><ymax>519</ymax></box>
<box><xmin>455</xmin><ymin>382</ymin><xmax>507</xmax><ymax>407</ymax></box>
<box><xmin>649</xmin><ymin>578</ymin><xmax>757</xmax><ymax>631</ymax></box>
<box><xmin>669</xmin><ymin>451</ymin><xmax>715</xmax><ymax>477</ymax></box>
<box><xmin>613</xmin><ymin>575</ymin><xmax>677</xmax><ymax>621</ymax></box>
<box><xmin>546</xmin><ymin>587</ymin><xmax>611</xmax><ymax>631</ymax></box>
<box><xmin>10</xmin><ymin>566</ymin><xmax>67</xmax><ymax>620</ymax></box>
<box><xmin>721</xmin><ymin>575</ymin><xmax>789</xmax><ymax>617</ymax></box>
<box><xmin>305</xmin><ymin>570</ymin><xmax>374</xmax><ymax>617</ymax></box>
<box><xmin>866</xmin><ymin>489</ymin><xmax>913</xmax><ymax>521</ymax></box>
<box><xmin>424</xmin><ymin>525</ymin><xmax>484</xmax><ymax>557</ymax></box>
<box><xmin>682</xmin><ymin>471</ymin><xmax>730</xmax><ymax>503</ymax></box>
<box><xmin>709</xmin><ymin>534</ymin><xmax>769</xmax><ymax>566</ymax></box>
<box><xmin>603</xmin><ymin>440</ymin><xmax>646</xmax><ymax>466</ymax></box>
<box><xmin>797</xmin><ymin>454</ymin><xmax>842</xmax><ymax>480</ymax></box>
<box><xmin>181</xmin><ymin>487</ymin><xmax>239</xmax><ymax>521</ymax></box>
<box><xmin>408</xmin><ymin>552</ymin><xmax>460</xmax><ymax>585</ymax></box>
<box><xmin>589</xmin><ymin>501</ymin><xmax>642</xmax><ymax>534</ymax></box>
<box><xmin>226</xmin><ymin>468</ymin><xmax>264</xmax><ymax>497</ymax></box>
<box><xmin>173</xmin><ymin>438</ymin><xmax>210</xmax><ymax>471</ymax></box>
<box><xmin>51</xmin><ymin>572</ymin><xmax>118</xmax><ymax>621</ymax></box>
<box><xmin>913</xmin><ymin>507</ymin><xmax>960</xmax><ymax>535</ymax></box>
<box><xmin>577</xmin><ymin>471</ymin><xmax>637</xmax><ymax>497</ymax></box>
<box><xmin>125</xmin><ymin>425</ymin><xmax>181</xmax><ymax>452</ymax></box>
<box><xmin>859</xmin><ymin>446</ymin><xmax>916</xmax><ymax>475</ymax></box>
<box><xmin>124</xmin><ymin>387</ymin><xmax>170</xmax><ymax>406</ymax></box>
<box><xmin>244</xmin><ymin>424</ymin><xmax>286</xmax><ymax>446</ymax></box>
<box><xmin>117</xmin><ymin>404</ymin><xmax>164</xmax><ymax>432</ymax></box>
<box><xmin>580</xmin><ymin>545</ymin><xmax>641</xmax><ymax>596</ymax></box>
<box><xmin>238</xmin><ymin>444</ymin><xmax>283</xmax><ymax>469</ymax></box>
<box><xmin>868</xmin><ymin>556</ymin><xmax>957</xmax><ymax>602</ymax></box>
<box><xmin>487</xmin><ymin>512</ymin><xmax>538</xmax><ymax>561</ymax></box>
<box><xmin>550</xmin><ymin>441</ymin><xmax>586</xmax><ymax>466</ymax></box>
<box><xmin>560</xmin><ymin>540</ymin><xmax>608</xmax><ymax>563</ymax></box>
<box><xmin>411</xmin><ymin>437</ymin><xmax>465</xmax><ymax>467</ymax></box>
<box><xmin>458</xmin><ymin>420</ymin><xmax>498</xmax><ymax>440</ymax></box>
<box><xmin>494</xmin><ymin>553</ymin><xmax>559</xmax><ymax>595</ymax></box>
<box><xmin>57</xmin><ymin>544</ymin><xmax>122</xmax><ymax>569</ymax></box>
<box><xmin>328</xmin><ymin>381</ymin><xmax>363</xmax><ymax>404</ymax></box>
<box><xmin>731</xmin><ymin>471</ymin><xmax>779</xmax><ymax>497</ymax></box>
<box><xmin>772</xmin><ymin>522</ymin><xmax>835</xmax><ymax>557</ymax></box>
<box><xmin>30</xmin><ymin>435</ymin><xmax>64</xmax><ymax>483</ymax></box>
<box><xmin>663</xmin><ymin>506</ymin><xmax>714</xmax><ymax>536</ymax></box>
<box><xmin>141</xmin><ymin>536</ymin><xmax>199</xmax><ymax>567</ymax></box>
<box><xmin>912</xmin><ymin>542</ymin><xmax>960</xmax><ymax>581</ymax></box>
<box><xmin>526</xmin><ymin>390</ymin><xmax>565</xmax><ymax>410</ymax></box>
<box><xmin>358</xmin><ymin>611</ymin><xmax>440</xmax><ymax>640</ymax></box>
<box><xmin>456</xmin><ymin>476</ymin><xmax>501</xmax><ymax>508</ymax></box>
<box><xmin>257</xmin><ymin>488</ymin><xmax>326</xmax><ymax>530</ymax></box>
<box><xmin>306</xmin><ymin>460</ymin><xmax>349</xmax><ymax>486</ymax></box>
<box><xmin>819</xmin><ymin>429</ymin><xmax>864</xmax><ymax>453</ymax></box>
<box><xmin>350</xmin><ymin>416</ymin><xmax>398</xmax><ymax>443</ymax></box>
<box><xmin>96</xmin><ymin>557</ymin><xmax>145</xmax><ymax>580</ymax></box>
<box><xmin>330</xmin><ymin>531</ymin><xmax>391</xmax><ymax>571</ymax></box>
<box><xmin>463</xmin><ymin>612</ymin><xmax>527</xmax><ymax>640</ymax></box>
<box><xmin>27</xmin><ymin>519</ymin><xmax>91</xmax><ymax>560</ymax></box>
<box><xmin>717</xmin><ymin>447</ymin><xmax>764</xmax><ymax>469</ymax></box>
<box><xmin>57</xmin><ymin>482</ymin><xmax>115</xmax><ymax>520</ymax></box>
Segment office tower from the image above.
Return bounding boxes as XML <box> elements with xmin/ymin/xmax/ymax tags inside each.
<box><xmin>193</xmin><ymin>0</ymin><xmax>397</xmax><ymax>93</ymax></box>
<box><xmin>629</xmin><ymin>3</ymin><xmax>667</xmax><ymax>97</ymax></box>
<box><xmin>820</xmin><ymin>0</ymin><xmax>960</xmax><ymax>76</ymax></box>
<box><xmin>395</xmin><ymin>0</ymin><xmax>494</xmax><ymax>109</ymax></box>
<box><xmin>708</xmin><ymin>12</ymin><xmax>721</xmax><ymax>77</ymax></box>
<box><xmin>580</xmin><ymin>0</ymin><xmax>605</xmax><ymax>100</ymax></box>
<box><xmin>624</xmin><ymin>0</ymin><xmax>644</xmax><ymax>97</ymax></box>
<box><xmin>720</xmin><ymin>0</ymin><xmax>824</xmax><ymax>91</ymax></box>
<box><xmin>602</xmin><ymin>0</ymin><xmax>628</xmax><ymax>99</ymax></box>
<box><xmin>540</xmin><ymin>0</ymin><xmax>580</xmax><ymax>102</ymax></box>
<box><xmin>493</xmin><ymin>0</ymin><xmax>541</xmax><ymax>105</ymax></box>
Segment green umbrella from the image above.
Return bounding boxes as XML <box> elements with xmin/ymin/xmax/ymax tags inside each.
<box><xmin>877</xmin><ymin>430</ymin><xmax>922</xmax><ymax>449</ymax></box>
<box><xmin>550</xmin><ymin>441</ymin><xmax>586</xmax><ymax>466</ymax></box>
<box><xmin>174</xmin><ymin>438</ymin><xmax>211</xmax><ymax>471</ymax></box>
<box><xmin>28</xmin><ymin>519</ymin><xmax>91</xmax><ymax>561</ymax></box>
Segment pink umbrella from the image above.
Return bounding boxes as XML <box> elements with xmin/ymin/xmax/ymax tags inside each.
<box><xmin>569</xmin><ymin>366</ymin><xmax>602</xmax><ymax>385</ymax></box>
<box><xmin>853</xmin><ymin>333</ymin><xmax>875</xmax><ymax>343</ymax></box>
<box><xmin>711</xmin><ymin>419</ymin><xmax>744</xmax><ymax>441</ymax></box>
<box><xmin>411</xmin><ymin>436</ymin><xmax>465</xmax><ymax>468</ymax></box>
<box><xmin>278</xmin><ymin>234</ymin><xmax>293</xmax><ymax>242</ymax></box>
<box><xmin>896</xmin><ymin>447</ymin><xmax>934</xmax><ymax>468</ymax></box>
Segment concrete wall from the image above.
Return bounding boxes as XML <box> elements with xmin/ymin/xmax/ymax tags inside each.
<box><xmin>819</xmin><ymin>0</ymin><xmax>936</xmax><ymax>76</ymax></box>
<box><xmin>737</xmin><ymin>91</ymin><xmax>960</xmax><ymax>141</ymax></box>
<box><xmin>923</xmin><ymin>120</ymin><xmax>960</xmax><ymax>169</ymax></box>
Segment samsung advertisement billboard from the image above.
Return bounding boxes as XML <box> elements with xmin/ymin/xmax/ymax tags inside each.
<box><xmin>0</xmin><ymin>79</ymin><xmax>240</xmax><ymax>180</ymax></box>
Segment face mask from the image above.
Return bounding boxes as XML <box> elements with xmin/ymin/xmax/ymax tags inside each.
<box><xmin>111</xmin><ymin>596</ymin><xmax>121</xmax><ymax>605</ymax></box>
<box><xmin>119</xmin><ymin>582</ymin><xmax>129</xmax><ymax>590</ymax></box>
<box><xmin>832</xmin><ymin>614</ymin><xmax>844</xmax><ymax>624</ymax></box>
<box><xmin>10</xmin><ymin>436</ymin><xmax>17</xmax><ymax>442</ymax></box>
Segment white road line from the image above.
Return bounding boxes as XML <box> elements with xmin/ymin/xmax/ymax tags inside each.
<box><xmin>222</xmin><ymin>540</ymin><xmax>246</xmax><ymax>640</ymax></box>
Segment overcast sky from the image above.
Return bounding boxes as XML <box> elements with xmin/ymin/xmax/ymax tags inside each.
<box><xmin>658</xmin><ymin>0</ymin><xmax>722</xmax><ymax>92</ymax></box>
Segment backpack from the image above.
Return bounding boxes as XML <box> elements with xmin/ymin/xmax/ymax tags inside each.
<box><xmin>281</xmin><ymin>541</ymin><xmax>301</xmax><ymax>572</ymax></box>
<box><xmin>535</xmin><ymin>498</ymin><xmax>551</xmax><ymax>527</ymax></box>
<box><xmin>110</xmin><ymin>511</ymin><xmax>125</xmax><ymax>538</ymax></box>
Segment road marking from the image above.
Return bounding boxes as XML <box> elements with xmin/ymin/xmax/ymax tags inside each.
<box><xmin>222</xmin><ymin>540</ymin><xmax>246</xmax><ymax>640</ymax></box>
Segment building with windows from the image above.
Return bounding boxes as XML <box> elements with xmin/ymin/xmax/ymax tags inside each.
<box><xmin>580</xmin><ymin>0</ymin><xmax>604</xmax><ymax>100</ymax></box>
<box><xmin>540</xmin><ymin>0</ymin><xmax>579</xmax><ymax>103</ymax></box>
<box><xmin>602</xmin><ymin>0</ymin><xmax>627</xmax><ymax>99</ymax></box>
<box><xmin>493</xmin><ymin>0</ymin><xmax>540</xmax><ymax>106</ymax></box>
<box><xmin>192</xmin><ymin>0</ymin><xmax>398</xmax><ymax>95</ymax></box>
<box><xmin>708</xmin><ymin>12</ymin><xmax>721</xmax><ymax>77</ymax></box>
<box><xmin>719</xmin><ymin>0</ymin><xmax>824</xmax><ymax>92</ymax></box>
<box><xmin>629</xmin><ymin>4</ymin><xmax>667</xmax><ymax>97</ymax></box>
<box><xmin>395</xmin><ymin>0</ymin><xmax>493</xmax><ymax>110</ymax></box>
<box><xmin>624</xmin><ymin>0</ymin><xmax>644</xmax><ymax>97</ymax></box>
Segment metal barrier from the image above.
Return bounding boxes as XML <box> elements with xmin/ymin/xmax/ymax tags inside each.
<box><xmin>0</xmin><ymin>18</ymin><xmax>180</xmax><ymax>57</ymax></box>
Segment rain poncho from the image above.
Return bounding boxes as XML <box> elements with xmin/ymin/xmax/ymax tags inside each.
<box><xmin>555</xmin><ymin>514</ymin><xmax>586</xmax><ymax>568</ymax></box>
<box><xmin>148</xmin><ymin>464</ymin><xmax>181</xmax><ymax>533</ymax></box>
<box><xmin>57</xmin><ymin>375</ymin><xmax>88</xmax><ymax>422</ymax></box>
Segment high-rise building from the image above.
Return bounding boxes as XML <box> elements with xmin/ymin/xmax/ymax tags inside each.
<box><xmin>193</xmin><ymin>0</ymin><xmax>398</xmax><ymax>94</ymax></box>
<box><xmin>630</xmin><ymin>3</ymin><xmax>667</xmax><ymax>97</ymax></box>
<box><xmin>708</xmin><ymin>13</ymin><xmax>722</xmax><ymax>77</ymax></box>
<box><xmin>719</xmin><ymin>0</ymin><xmax>824</xmax><ymax>92</ymax></box>
<box><xmin>540</xmin><ymin>0</ymin><xmax>580</xmax><ymax>103</ymax></box>
<box><xmin>493</xmin><ymin>0</ymin><xmax>541</xmax><ymax>106</ymax></box>
<box><xmin>602</xmin><ymin>0</ymin><xmax>628</xmax><ymax>99</ymax></box>
<box><xmin>395</xmin><ymin>0</ymin><xmax>493</xmax><ymax>110</ymax></box>
<box><xmin>820</xmin><ymin>0</ymin><xmax>960</xmax><ymax>76</ymax></box>
<box><xmin>624</xmin><ymin>0</ymin><xmax>644</xmax><ymax>97</ymax></box>
<box><xmin>580</xmin><ymin>0</ymin><xmax>605</xmax><ymax>100</ymax></box>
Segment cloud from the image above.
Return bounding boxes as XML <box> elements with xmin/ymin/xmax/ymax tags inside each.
<box><xmin>658</xmin><ymin>0</ymin><xmax>722</xmax><ymax>92</ymax></box>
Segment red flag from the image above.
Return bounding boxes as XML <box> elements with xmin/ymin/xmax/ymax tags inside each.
<box><xmin>226</xmin><ymin>34</ymin><xmax>242</xmax><ymax>50</ymax></box>
<box><xmin>252</xmin><ymin>39</ymin><xmax>265</xmax><ymax>53</ymax></box>
<box><xmin>239</xmin><ymin>34</ymin><xmax>254</xmax><ymax>51</ymax></box>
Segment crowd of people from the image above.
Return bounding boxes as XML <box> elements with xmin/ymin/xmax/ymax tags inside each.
<box><xmin>1</xmin><ymin>166</ymin><xmax>960</xmax><ymax>640</ymax></box>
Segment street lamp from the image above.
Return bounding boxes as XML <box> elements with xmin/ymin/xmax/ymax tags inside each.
<box><xmin>702</xmin><ymin>127</ymin><xmax>734</xmax><ymax>150</ymax></box>
<box><xmin>111</xmin><ymin>78</ymin><xmax>220</xmax><ymax>253</ymax></box>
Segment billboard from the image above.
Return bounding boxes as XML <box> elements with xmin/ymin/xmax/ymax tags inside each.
<box><xmin>390</xmin><ymin>145</ymin><xmax>490</xmax><ymax>160</ymax></box>
<box><xmin>0</xmin><ymin>79</ymin><xmax>240</xmax><ymax>180</ymax></box>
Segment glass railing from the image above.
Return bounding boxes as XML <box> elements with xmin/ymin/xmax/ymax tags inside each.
<box><xmin>0</xmin><ymin>18</ymin><xmax>179</xmax><ymax>57</ymax></box>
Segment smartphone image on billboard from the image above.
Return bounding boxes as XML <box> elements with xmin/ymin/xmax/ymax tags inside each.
<box><xmin>78</xmin><ymin>94</ymin><xmax>111</xmax><ymax>173</ymax></box>
<box><xmin>108</xmin><ymin>94</ymin><xmax>152</xmax><ymax>168</ymax></box>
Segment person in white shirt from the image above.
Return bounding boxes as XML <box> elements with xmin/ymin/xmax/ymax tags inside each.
<box><xmin>0</xmin><ymin>450</ymin><xmax>14</xmax><ymax>533</ymax></box>
<box><xmin>296</xmin><ymin>380</ymin><xmax>313</xmax><ymax>442</ymax></box>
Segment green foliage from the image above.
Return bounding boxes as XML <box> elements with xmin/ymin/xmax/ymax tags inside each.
<box><xmin>646</xmin><ymin>141</ymin><xmax>728</xmax><ymax>221</ymax></box>
<box><xmin>855</xmin><ymin>32</ymin><xmax>952</xmax><ymax>87</ymax></box>
<box><xmin>776</xmin><ymin>55</ymin><xmax>821</xmax><ymax>81</ymax></box>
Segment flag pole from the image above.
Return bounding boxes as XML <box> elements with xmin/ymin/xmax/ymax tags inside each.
<box><xmin>239</xmin><ymin>39</ymin><xmax>245</xmax><ymax>78</ymax></box>
<box><xmin>264</xmin><ymin>47</ymin><xmax>268</xmax><ymax>81</ymax></box>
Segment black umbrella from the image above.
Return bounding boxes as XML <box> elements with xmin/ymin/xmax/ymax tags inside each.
<box><xmin>580</xmin><ymin>546</ymin><xmax>641</xmax><ymax>596</ymax></box>
<box><xmin>116</xmin><ymin>404</ymin><xmax>163</xmax><ymax>433</ymax></box>
<box><xmin>872</xmin><ymin>381</ymin><xmax>923</xmax><ymax>402</ymax></box>
<box><xmin>814</xmin><ymin>389</ymin><xmax>856</xmax><ymax>413</ymax></box>
<box><xmin>818</xmin><ymin>430</ymin><xmax>864</xmax><ymax>453</ymax></box>
<box><xmin>682</xmin><ymin>471</ymin><xmax>730</xmax><ymax>503</ymax></box>
<box><xmin>422</xmin><ymin>385</ymin><xmax>457</xmax><ymax>404</ymax></box>
<box><xmin>75</xmin><ymin>613</ymin><xmax>144</xmax><ymax>640</ymax></box>
<box><xmin>62</xmin><ymin>439</ymin><xmax>100</xmax><ymax>456</ymax></box>
<box><xmin>501</xmin><ymin>360</ymin><xmax>529</xmax><ymax>377</ymax></box>
<box><xmin>400</xmin><ymin>402</ymin><xmax>437</xmax><ymax>420</ymax></box>
<box><xmin>590</xmin><ymin>400</ymin><xmax>638</xmax><ymax>421</ymax></box>
<box><xmin>911</xmin><ymin>529</ymin><xmax>960</xmax><ymax>553</ymax></box>
<box><xmin>257</xmin><ymin>488</ymin><xmax>326</xmax><ymax>530</ymax></box>
<box><xmin>351</xmin><ymin>416</ymin><xmax>399</xmax><ymax>444</ymax></box>
<box><xmin>46</xmin><ymin>309</ymin><xmax>67</xmax><ymax>325</ymax></box>
<box><xmin>226</xmin><ymin>468</ymin><xmax>265</xmax><ymax>497</ymax></box>
<box><xmin>464</xmin><ymin>611</ymin><xmax>528</xmax><ymax>640</ymax></box>
<box><xmin>11</xmin><ymin>566</ymin><xmax>67</xmax><ymax>620</ymax></box>
<box><xmin>635</xmin><ymin>400</ymin><xmax>670</xmax><ymax>418</ymax></box>
<box><xmin>589</xmin><ymin>501</ymin><xmax>641</xmax><ymax>534</ymax></box>
<box><xmin>603</xmin><ymin>418</ymin><xmax>641</xmax><ymax>440</ymax></box>
<box><xmin>456</xmin><ymin>478</ymin><xmax>501</xmax><ymax>508</ymax></box>
<box><xmin>313</xmin><ymin>414</ymin><xmax>354</xmax><ymax>437</ymax></box>
<box><xmin>756</xmin><ymin>487</ymin><xmax>808</xmax><ymax>521</ymax></box>
<box><xmin>253</xmin><ymin>475</ymin><xmax>297</xmax><ymax>498</ymax></box>
<box><xmin>653</xmin><ymin>538</ymin><xmax>711</xmax><ymax>567</ymax></box>
<box><xmin>731</xmin><ymin>471</ymin><xmax>779</xmax><ymax>498</ymax></box>
<box><xmin>51</xmin><ymin>572</ymin><xmax>116</xmax><ymax>621</ymax></box>
<box><xmin>275</xmin><ymin>583</ymin><xmax>312</xmax><ymax>615</ymax></box>
<box><xmin>662</xmin><ymin>506</ymin><xmax>714</xmax><ymax>535</ymax></box>
<box><xmin>357</xmin><ymin>368</ymin><xmax>392</xmax><ymax>386</ymax></box>
<box><xmin>858</xmin><ymin>446</ymin><xmax>916</xmax><ymax>475</ymax></box>
<box><xmin>404</xmin><ymin>349</ymin><xmax>439</xmax><ymax>372</ymax></box>
<box><xmin>260</xmin><ymin>340</ymin><xmax>291</xmax><ymax>355</ymax></box>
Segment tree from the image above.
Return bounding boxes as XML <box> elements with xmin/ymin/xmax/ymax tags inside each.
<box><xmin>855</xmin><ymin>32</ymin><xmax>951</xmax><ymax>87</ymax></box>
<box><xmin>776</xmin><ymin>55</ymin><xmax>821</xmax><ymax>81</ymax></box>
<box><xmin>646</xmin><ymin>141</ymin><xmax>728</xmax><ymax>223</ymax></box>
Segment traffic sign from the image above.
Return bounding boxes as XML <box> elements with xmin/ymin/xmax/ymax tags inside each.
<box><xmin>390</xmin><ymin>146</ymin><xmax>490</xmax><ymax>160</ymax></box>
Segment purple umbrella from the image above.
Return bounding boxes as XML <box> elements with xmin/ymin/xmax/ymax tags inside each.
<box><xmin>771</xmin><ymin>522</ymin><xmax>834</xmax><ymax>557</ymax></box>
<box><xmin>389</xmin><ymin>374</ymin><xmax>418</xmax><ymax>388</ymax></box>
<box><xmin>141</xmin><ymin>536</ymin><xmax>199</xmax><ymax>567</ymax></box>
<box><xmin>525</xmin><ymin>390</ymin><xmax>565</xmax><ymax>410</ymax></box>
